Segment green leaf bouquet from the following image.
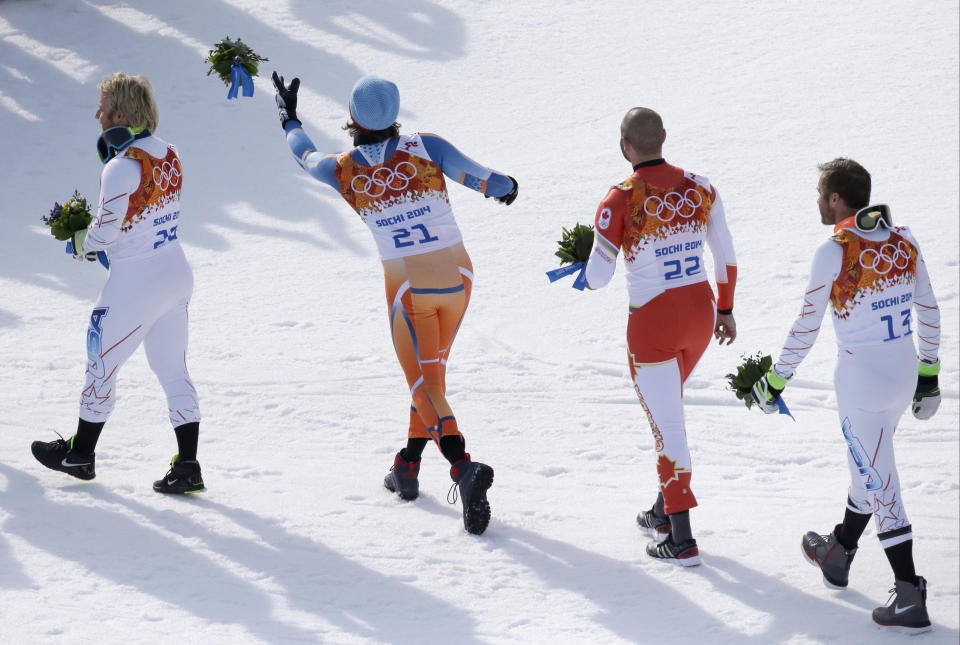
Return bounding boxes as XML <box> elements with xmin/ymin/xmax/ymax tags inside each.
<box><xmin>205</xmin><ymin>37</ymin><xmax>268</xmax><ymax>86</ymax></box>
<box><xmin>726</xmin><ymin>352</ymin><xmax>773</xmax><ymax>409</ymax></box>
<box><xmin>555</xmin><ymin>223</ymin><xmax>594</xmax><ymax>265</ymax></box>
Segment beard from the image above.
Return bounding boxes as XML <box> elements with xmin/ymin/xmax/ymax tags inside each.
<box><xmin>819</xmin><ymin>204</ymin><xmax>833</xmax><ymax>225</ymax></box>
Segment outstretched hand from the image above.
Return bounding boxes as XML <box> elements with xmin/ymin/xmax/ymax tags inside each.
<box><xmin>493</xmin><ymin>176</ymin><xmax>519</xmax><ymax>205</ymax></box>
<box><xmin>714</xmin><ymin>312</ymin><xmax>736</xmax><ymax>345</ymax></box>
<box><xmin>271</xmin><ymin>71</ymin><xmax>300</xmax><ymax>126</ymax></box>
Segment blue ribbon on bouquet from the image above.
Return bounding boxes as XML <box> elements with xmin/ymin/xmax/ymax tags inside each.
<box><xmin>65</xmin><ymin>240</ymin><xmax>110</xmax><ymax>270</ymax></box>
<box><xmin>227</xmin><ymin>57</ymin><xmax>254</xmax><ymax>100</ymax></box>
<box><xmin>545</xmin><ymin>262</ymin><xmax>588</xmax><ymax>291</ymax></box>
<box><xmin>777</xmin><ymin>396</ymin><xmax>794</xmax><ymax>420</ymax></box>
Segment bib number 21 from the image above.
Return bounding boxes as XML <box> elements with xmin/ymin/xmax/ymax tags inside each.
<box><xmin>393</xmin><ymin>224</ymin><xmax>439</xmax><ymax>249</ymax></box>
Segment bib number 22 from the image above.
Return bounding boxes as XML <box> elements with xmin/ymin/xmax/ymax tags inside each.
<box><xmin>664</xmin><ymin>256</ymin><xmax>701</xmax><ymax>280</ymax></box>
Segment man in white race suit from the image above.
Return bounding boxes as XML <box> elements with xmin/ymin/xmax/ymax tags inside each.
<box><xmin>31</xmin><ymin>73</ymin><xmax>204</xmax><ymax>494</ymax></box>
<box><xmin>752</xmin><ymin>158</ymin><xmax>941</xmax><ymax>632</ymax></box>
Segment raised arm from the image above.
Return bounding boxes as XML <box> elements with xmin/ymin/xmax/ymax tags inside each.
<box><xmin>273</xmin><ymin>71</ymin><xmax>340</xmax><ymax>190</ymax></box>
<box><xmin>420</xmin><ymin>134</ymin><xmax>517</xmax><ymax>202</ymax></box>
<box><xmin>282</xmin><ymin>121</ymin><xmax>340</xmax><ymax>190</ymax></box>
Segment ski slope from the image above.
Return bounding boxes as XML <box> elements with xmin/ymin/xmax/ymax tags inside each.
<box><xmin>0</xmin><ymin>1</ymin><xmax>957</xmax><ymax>643</ymax></box>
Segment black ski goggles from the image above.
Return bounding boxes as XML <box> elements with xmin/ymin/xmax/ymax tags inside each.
<box><xmin>854</xmin><ymin>204</ymin><xmax>892</xmax><ymax>232</ymax></box>
<box><xmin>96</xmin><ymin>126</ymin><xmax>136</xmax><ymax>164</ymax></box>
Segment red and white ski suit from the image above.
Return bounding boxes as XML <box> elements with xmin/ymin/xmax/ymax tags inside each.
<box><xmin>586</xmin><ymin>161</ymin><xmax>737</xmax><ymax>514</ymax></box>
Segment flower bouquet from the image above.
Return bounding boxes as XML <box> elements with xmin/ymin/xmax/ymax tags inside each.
<box><xmin>42</xmin><ymin>190</ymin><xmax>109</xmax><ymax>268</ymax></box>
<box><xmin>546</xmin><ymin>223</ymin><xmax>594</xmax><ymax>290</ymax></box>
<box><xmin>42</xmin><ymin>190</ymin><xmax>91</xmax><ymax>241</ymax></box>
<box><xmin>205</xmin><ymin>37</ymin><xmax>267</xmax><ymax>99</ymax></box>
<box><xmin>726</xmin><ymin>352</ymin><xmax>773</xmax><ymax>409</ymax></box>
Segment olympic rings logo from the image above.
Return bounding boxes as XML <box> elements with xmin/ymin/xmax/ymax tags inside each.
<box><xmin>153</xmin><ymin>159</ymin><xmax>182</xmax><ymax>191</ymax></box>
<box><xmin>858</xmin><ymin>241</ymin><xmax>911</xmax><ymax>275</ymax></box>
<box><xmin>351</xmin><ymin>162</ymin><xmax>418</xmax><ymax>197</ymax></box>
<box><xmin>643</xmin><ymin>189</ymin><xmax>703</xmax><ymax>222</ymax></box>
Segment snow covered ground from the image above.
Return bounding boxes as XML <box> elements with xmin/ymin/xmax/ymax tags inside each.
<box><xmin>0</xmin><ymin>1</ymin><xmax>957</xmax><ymax>643</ymax></box>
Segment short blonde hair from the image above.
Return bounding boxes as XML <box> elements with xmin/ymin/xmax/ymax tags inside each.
<box><xmin>98</xmin><ymin>72</ymin><xmax>159</xmax><ymax>133</ymax></box>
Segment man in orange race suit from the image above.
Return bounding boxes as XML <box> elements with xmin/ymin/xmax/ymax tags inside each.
<box><xmin>585</xmin><ymin>108</ymin><xmax>737</xmax><ymax>565</ymax></box>
<box><xmin>272</xmin><ymin>72</ymin><xmax>518</xmax><ymax>535</ymax></box>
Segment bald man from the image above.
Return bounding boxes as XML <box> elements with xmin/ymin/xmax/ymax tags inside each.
<box><xmin>585</xmin><ymin>107</ymin><xmax>738</xmax><ymax>566</ymax></box>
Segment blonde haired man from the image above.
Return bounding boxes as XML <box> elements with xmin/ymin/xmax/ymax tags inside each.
<box><xmin>97</xmin><ymin>72</ymin><xmax>159</xmax><ymax>132</ymax></box>
<box><xmin>31</xmin><ymin>73</ymin><xmax>204</xmax><ymax>494</ymax></box>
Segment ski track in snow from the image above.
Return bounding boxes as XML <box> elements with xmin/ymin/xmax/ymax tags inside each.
<box><xmin>0</xmin><ymin>1</ymin><xmax>958</xmax><ymax>643</ymax></box>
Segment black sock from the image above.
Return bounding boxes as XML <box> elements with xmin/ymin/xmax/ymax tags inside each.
<box><xmin>653</xmin><ymin>491</ymin><xmax>665</xmax><ymax>517</ymax></box>
<box><xmin>439</xmin><ymin>435</ymin><xmax>466</xmax><ymax>464</ymax></box>
<box><xmin>838</xmin><ymin>506</ymin><xmax>872</xmax><ymax>550</ymax></box>
<box><xmin>174</xmin><ymin>422</ymin><xmax>199</xmax><ymax>461</ymax></box>
<box><xmin>883</xmin><ymin>538</ymin><xmax>917</xmax><ymax>584</ymax></box>
<box><xmin>669</xmin><ymin>510</ymin><xmax>692</xmax><ymax>543</ymax></box>
<box><xmin>73</xmin><ymin>419</ymin><xmax>104</xmax><ymax>455</ymax></box>
<box><xmin>401</xmin><ymin>438</ymin><xmax>429</xmax><ymax>462</ymax></box>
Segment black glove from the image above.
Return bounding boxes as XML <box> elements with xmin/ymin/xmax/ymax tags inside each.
<box><xmin>272</xmin><ymin>71</ymin><xmax>300</xmax><ymax>127</ymax></box>
<box><xmin>912</xmin><ymin>373</ymin><xmax>941</xmax><ymax>420</ymax></box>
<box><xmin>489</xmin><ymin>176</ymin><xmax>518</xmax><ymax>205</ymax></box>
<box><xmin>71</xmin><ymin>229</ymin><xmax>97</xmax><ymax>262</ymax></box>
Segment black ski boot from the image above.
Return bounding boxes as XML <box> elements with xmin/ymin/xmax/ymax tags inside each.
<box><xmin>448</xmin><ymin>454</ymin><xmax>494</xmax><ymax>535</ymax></box>
<box><xmin>384</xmin><ymin>451</ymin><xmax>421</xmax><ymax>500</ymax></box>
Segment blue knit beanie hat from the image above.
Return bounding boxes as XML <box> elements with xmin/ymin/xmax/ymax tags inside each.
<box><xmin>349</xmin><ymin>75</ymin><xmax>400</xmax><ymax>131</ymax></box>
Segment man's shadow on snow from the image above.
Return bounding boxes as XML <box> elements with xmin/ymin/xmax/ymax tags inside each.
<box><xmin>0</xmin><ymin>522</ymin><xmax>32</xmax><ymax>591</ymax></box>
<box><xmin>0</xmin><ymin>463</ymin><xmax>482</xmax><ymax>644</ymax></box>
<box><xmin>411</xmin><ymin>494</ymin><xmax>913</xmax><ymax>643</ymax></box>
<box><xmin>97</xmin><ymin>488</ymin><xmax>486</xmax><ymax>645</ymax></box>
<box><xmin>701</xmin><ymin>553</ymin><xmax>959</xmax><ymax>643</ymax></box>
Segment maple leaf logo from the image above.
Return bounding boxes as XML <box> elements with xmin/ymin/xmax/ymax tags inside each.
<box><xmin>657</xmin><ymin>454</ymin><xmax>680</xmax><ymax>486</ymax></box>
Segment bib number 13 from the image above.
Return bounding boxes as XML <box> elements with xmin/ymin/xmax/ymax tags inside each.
<box><xmin>393</xmin><ymin>223</ymin><xmax>439</xmax><ymax>248</ymax></box>
<box><xmin>881</xmin><ymin>309</ymin><xmax>912</xmax><ymax>342</ymax></box>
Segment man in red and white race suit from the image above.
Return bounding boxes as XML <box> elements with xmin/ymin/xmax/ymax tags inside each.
<box><xmin>585</xmin><ymin>108</ymin><xmax>737</xmax><ymax>566</ymax></box>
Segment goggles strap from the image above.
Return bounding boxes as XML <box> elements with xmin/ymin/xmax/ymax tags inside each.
<box><xmin>96</xmin><ymin>127</ymin><xmax>151</xmax><ymax>164</ymax></box>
